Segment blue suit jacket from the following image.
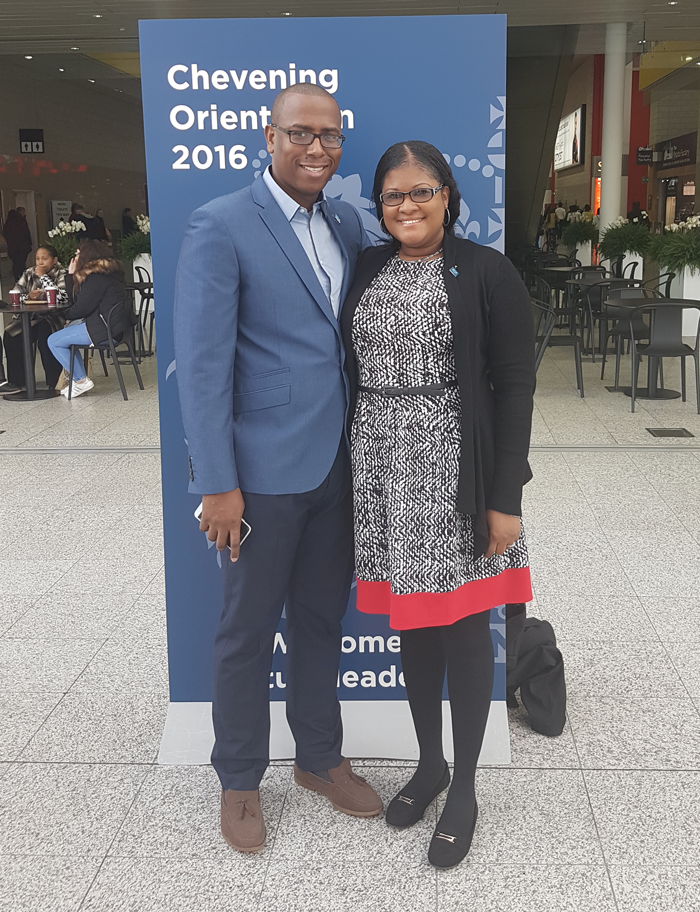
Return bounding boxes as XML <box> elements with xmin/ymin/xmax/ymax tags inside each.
<box><xmin>174</xmin><ymin>175</ymin><xmax>368</xmax><ymax>495</ymax></box>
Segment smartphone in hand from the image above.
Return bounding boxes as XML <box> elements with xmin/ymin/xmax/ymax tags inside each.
<box><xmin>194</xmin><ymin>502</ymin><xmax>251</xmax><ymax>548</ymax></box>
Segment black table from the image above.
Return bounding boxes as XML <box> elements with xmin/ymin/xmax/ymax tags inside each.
<box><xmin>1</xmin><ymin>301</ymin><xmax>70</xmax><ymax>402</ymax></box>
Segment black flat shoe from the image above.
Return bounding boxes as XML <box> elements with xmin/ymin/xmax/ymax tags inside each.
<box><xmin>0</xmin><ymin>381</ymin><xmax>20</xmax><ymax>393</ymax></box>
<box><xmin>385</xmin><ymin>763</ymin><xmax>450</xmax><ymax>829</ymax></box>
<box><xmin>428</xmin><ymin>800</ymin><xmax>478</xmax><ymax>869</ymax></box>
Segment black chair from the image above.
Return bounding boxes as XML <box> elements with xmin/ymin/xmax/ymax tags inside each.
<box><xmin>629</xmin><ymin>301</ymin><xmax>700</xmax><ymax>413</ymax></box>
<box><xmin>134</xmin><ymin>264</ymin><xmax>155</xmax><ymax>356</ymax></box>
<box><xmin>532</xmin><ymin>298</ymin><xmax>556</xmax><ymax>371</ymax></box>
<box><xmin>600</xmin><ymin>288</ymin><xmax>661</xmax><ymax>388</ymax></box>
<box><xmin>67</xmin><ymin>302</ymin><xmax>144</xmax><ymax>400</ymax></box>
<box><xmin>580</xmin><ymin>278</ymin><xmax>643</xmax><ymax>360</ymax></box>
<box><xmin>532</xmin><ymin>295</ymin><xmax>584</xmax><ymax>396</ymax></box>
<box><xmin>643</xmin><ymin>272</ymin><xmax>676</xmax><ymax>298</ymax></box>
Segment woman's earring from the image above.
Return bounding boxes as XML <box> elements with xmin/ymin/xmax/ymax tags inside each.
<box><xmin>443</xmin><ymin>209</ymin><xmax>451</xmax><ymax>227</ymax></box>
<box><xmin>379</xmin><ymin>216</ymin><xmax>387</xmax><ymax>232</ymax></box>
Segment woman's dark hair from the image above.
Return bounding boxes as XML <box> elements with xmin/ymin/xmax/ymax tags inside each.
<box><xmin>37</xmin><ymin>244</ymin><xmax>59</xmax><ymax>259</ymax></box>
<box><xmin>75</xmin><ymin>239</ymin><xmax>112</xmax><ymax>272</ymax></box>
<box><xmin>73</xmin><ymin>239</ymin><xmax>124</xmax><ymax>286</ymax></box>
<box><xmin>372</xmin><ymin>141</ymin><xmax>462</xmax><ymax>238</ymax></box>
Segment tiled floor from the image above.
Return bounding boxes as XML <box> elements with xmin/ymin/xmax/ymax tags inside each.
<box><xmin>1</xmin><ymin>342</ymin><xmax>700</xmax><ymax>911</ymax></box>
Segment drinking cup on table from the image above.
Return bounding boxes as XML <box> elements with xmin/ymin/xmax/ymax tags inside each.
<box><xmin>45</xmin><ymin>285</ymin><xmax>58</xmax><ymax>307</ymax></box>
<box><xmin>9</xmin><ymin>288</ymin><xmax>21</xmax><ymax>307</ymax></box>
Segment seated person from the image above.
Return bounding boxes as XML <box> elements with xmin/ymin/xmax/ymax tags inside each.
<box><xmin>48</xmin><ymin>240</ymin><xmax>129</xmax><ymax>398</ymax></box>
<box><xmin>4</xmin><ymin>244</ymin><xmax>68</xmax><ymax>391</ymax></box>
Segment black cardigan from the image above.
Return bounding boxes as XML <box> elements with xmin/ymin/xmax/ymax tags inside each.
<box><xmin>340</xmin><ymin>232</ymin><xmax>536</xmax><ymax>556</ymax></box>
<box><xmin>65</xmin><ymin>273</ymin><xmax>127</xmax><ymax>345</ymax></box>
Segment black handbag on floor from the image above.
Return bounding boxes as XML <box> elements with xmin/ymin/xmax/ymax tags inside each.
<box><xmin>505</xmin><ymin>605</ymin><xmax>567</xmax><ymax>737</ymax></box>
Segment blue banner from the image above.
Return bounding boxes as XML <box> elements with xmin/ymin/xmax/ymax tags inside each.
<box><xmin>139</xmin><ymin>14</ymin><xmax>507</xmax><ymax>711</ymax></box>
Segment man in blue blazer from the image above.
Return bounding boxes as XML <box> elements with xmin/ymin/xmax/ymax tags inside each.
<box><xmin>174</xmin><ymin>84</ymin><xmax>382</xmax><ymax>852</ymax></box>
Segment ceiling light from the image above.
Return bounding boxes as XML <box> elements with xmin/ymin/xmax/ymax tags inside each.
<box><xmin>115</xmin><ymin>88</ymin><xmax>122</xmax><ymax>92</ymax></box>
<box><xmin>281</xmin><ymin>11</ymin><xmax>292</xmax><ymax>15</ymax></box>
<box><xmin>71</xmin><ymin>46</ymin><xmax>79</xmax><ymax>50</ymax></box>
<box><xmin>58</xmin><ymin>67</ymin><xmax>64</xmax><ymax>72</ymax></box>
<box><xmin>668</xmin><ymin>2</ymin><xmax>678</xmax><ymax>5</ymax></box>
<box><xmin>93</xmin><ymin>13</ymin><xmax>102</xmax><ymax>17</ymax></box>
<box><xmin>88</xmin><ymin>78</ymin><xmax>95</xmax><ymax>83</ymax></box>
<box><xmin>24</xmin><ymin>55</ymin><xmax>33</xmax><ymax>59</ymax></box>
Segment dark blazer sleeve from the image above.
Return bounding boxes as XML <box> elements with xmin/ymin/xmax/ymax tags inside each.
<box><xmin>174</xmin><ymin>206</ymin><xmax>240</xmax><ymax>495</ymax></box>
<box><xmin>484</xmin><ymin>255</ymin><xmax>536</xmax><ymax>515</ymax></box>
<box><xmin>65</xmin><ymin>274</ymin><xmax>103</xmax><ymax>321</ymax></box>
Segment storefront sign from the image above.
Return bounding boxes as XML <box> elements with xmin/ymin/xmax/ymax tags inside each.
<box><xmin>656</xmin><ymin>132</ymin><xmax>697</xmax><ymax>171</ymax></box>
<box><xmin>636</xmin><ymin>146</ymin><xmax>652</xmax><ymax>165</ymax></box>
<box><xmin>554</xmin><ymin>105</ymin><xmax>585</xmax><ymax>171</ymax></box>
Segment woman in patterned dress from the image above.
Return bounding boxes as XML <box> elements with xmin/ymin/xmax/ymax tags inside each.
<box><xmin>340</xmin><ymin>142</ymin><xmax>536</xmax><ymax>868</ymax></box>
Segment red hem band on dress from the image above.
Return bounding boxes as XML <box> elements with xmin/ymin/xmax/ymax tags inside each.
<box><xmin>356</xmin><ymin>567</ymin><xmax>533</xmax><ymax>631</ymax></box>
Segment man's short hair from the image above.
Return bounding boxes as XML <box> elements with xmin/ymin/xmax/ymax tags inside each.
<box><xmin>271</xmin><ymin>84</ymin><xmax>339</xmax><ymax>124</ymax></box>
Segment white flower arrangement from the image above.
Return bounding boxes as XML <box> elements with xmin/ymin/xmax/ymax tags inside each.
<box><xmin>611</xmin><ymin>216</ymin><xmax>629</xmax><ymax>229</ymax></box>
<box><xmin>47</xmin><ymin>220</ymin><xmax>86</xmax><ymax>238</ymax></box>
<box><xmin>665</xmin><ymin>215</ymin><xmax>700</xmax><ymax>232</ymax></box>
<box><xmin>135</xmin><ymin>214</ymin><xmax>150</xmax><ymax>235</ymax></box>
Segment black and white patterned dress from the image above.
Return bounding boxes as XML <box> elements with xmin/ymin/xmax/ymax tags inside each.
<box><xmin>351</xmin><ymin>254</ymin><xmax>531</xmax><ymax>629</ymax></box>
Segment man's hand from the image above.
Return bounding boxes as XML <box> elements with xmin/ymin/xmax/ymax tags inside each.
<box><xmin>484</xmin><ymin>509</ymin><xmax>521</xmax><ymax>559</ymax></box>
<box><xmin>200</xmin><ymin>488</ymin><xmax>246</xmax><ymax>562</ymax></box>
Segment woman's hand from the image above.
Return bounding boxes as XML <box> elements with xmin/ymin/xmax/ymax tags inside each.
<box><xmin>484</xmin><ymin>509</ymin><xmax>521</xmax><ymax>559</ymax></box>
<box><xmin>27</xmin><ymin>288</ymin><xmax>43</xmax><ymax>301</ymax></box>
<box><xmin>35</xmin><ymin>263</ymin><xmax>47</xmax><ymax>278</ymax></box>
<box><xmin>68</xmin><ymin>254</ymin><xmax>79</xmax><ymax>275</ymax></box>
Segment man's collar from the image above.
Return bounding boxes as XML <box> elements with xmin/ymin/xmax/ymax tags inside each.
<box><xmin>262</xmin><ymin>165</ymin><xmax>326</xmax><ymax>221</ymax></box>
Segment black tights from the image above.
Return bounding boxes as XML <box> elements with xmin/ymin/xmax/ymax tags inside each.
<box><xmin>401</xmin><ymin>609</ymin><xmax>494</xmax><ymax>834</ymax></box>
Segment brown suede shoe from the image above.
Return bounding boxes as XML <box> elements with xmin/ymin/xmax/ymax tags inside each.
<box><xmin>220</xmin><ymin>789</ymin><xmax>266</xmax><ymax>852</ymax></box>
<box><xmin>294</xmin><ymin>759</ymin><xmax>383</xmax><ymax>818</ymax></box>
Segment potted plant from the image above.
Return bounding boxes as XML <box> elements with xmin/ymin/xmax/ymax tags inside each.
<box><xmin>46</xmin><ymin>220</ymin><xmax>86</xmax><ymax>267</ymax></box>
<box><xmin>649</xmin><ymin>216</ymin><xmax>700</xmax><ymax>334</ymax></box>
<box><xmin>119</xmin><ymin>214</ymin><xmax>151</xmax><ymax>263</ymax></box>
<box><xmin>561</xmin><ymin>216</ymin><xmax>599</xmax><ymax>266</ymax></box>
<box><xmin>598</xmin><ymin>216</ymin><xmax>651</xmax><ymax>279</ymax></box>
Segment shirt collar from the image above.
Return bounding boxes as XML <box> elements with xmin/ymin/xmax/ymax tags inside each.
<box><xmin>263</xmin><ymin>165</ymin><xmax>326</xmax><ymax>221</ymax></box>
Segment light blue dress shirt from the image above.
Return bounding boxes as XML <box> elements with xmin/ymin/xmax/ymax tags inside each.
<box><xmin>263</xmin><ymin>166</ymin><xmax>345</xmax><ymax>318</ymax></box>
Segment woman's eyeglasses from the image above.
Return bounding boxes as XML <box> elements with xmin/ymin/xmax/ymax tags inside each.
<box><xmin>271</xmin><ymin>125</ymin><xmax>345</xmax><ymax>149</ymax></box>
<box><xmin>380</xmin><ymin>185</ymin><xmax>444</xmax><ymax>207</ymax></box>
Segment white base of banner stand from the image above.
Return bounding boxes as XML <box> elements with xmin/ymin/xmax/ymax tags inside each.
<box><xmin>157</xmin><ymin>699</ymin><xmax>511</xmax><ymax>766</ymax></box>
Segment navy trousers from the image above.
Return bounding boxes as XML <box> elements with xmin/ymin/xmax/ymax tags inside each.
<box><xmin>211</xmin><ymin>444</ymin><xmax>354</xmax><ymax>791</ymax></box>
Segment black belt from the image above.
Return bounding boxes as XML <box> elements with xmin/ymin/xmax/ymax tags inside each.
<box><xmin>357</xmin><ymin>380</ymin><xmax>457</xmax><ymax>398</ymax></box>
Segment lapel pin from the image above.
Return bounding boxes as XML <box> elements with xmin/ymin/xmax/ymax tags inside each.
<box><xmin>334</xmin><ymin>213</ymin><xmax>341</xmax><ymax>223</ymax></box>
<box><xmin>450</xmin><ymin>266</ymin><xmax>459</xmax><ymax>277</ymax></box>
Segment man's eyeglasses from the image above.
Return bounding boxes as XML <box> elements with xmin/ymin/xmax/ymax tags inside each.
<box><xmin>271</xmin><ymin>125</ymin><xmax>345</xmax><ymax>149</ymax></box>
<box><xmin>380</xmin><ymin>185</ymin><xmax>445</xmax><ymax>207</ymax></box>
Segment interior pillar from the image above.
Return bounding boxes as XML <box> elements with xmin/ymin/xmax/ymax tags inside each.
<box><xmin>599</xmin><ymin>22</ymin><xmax>628</xmax><ymax>232</ymax></box>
